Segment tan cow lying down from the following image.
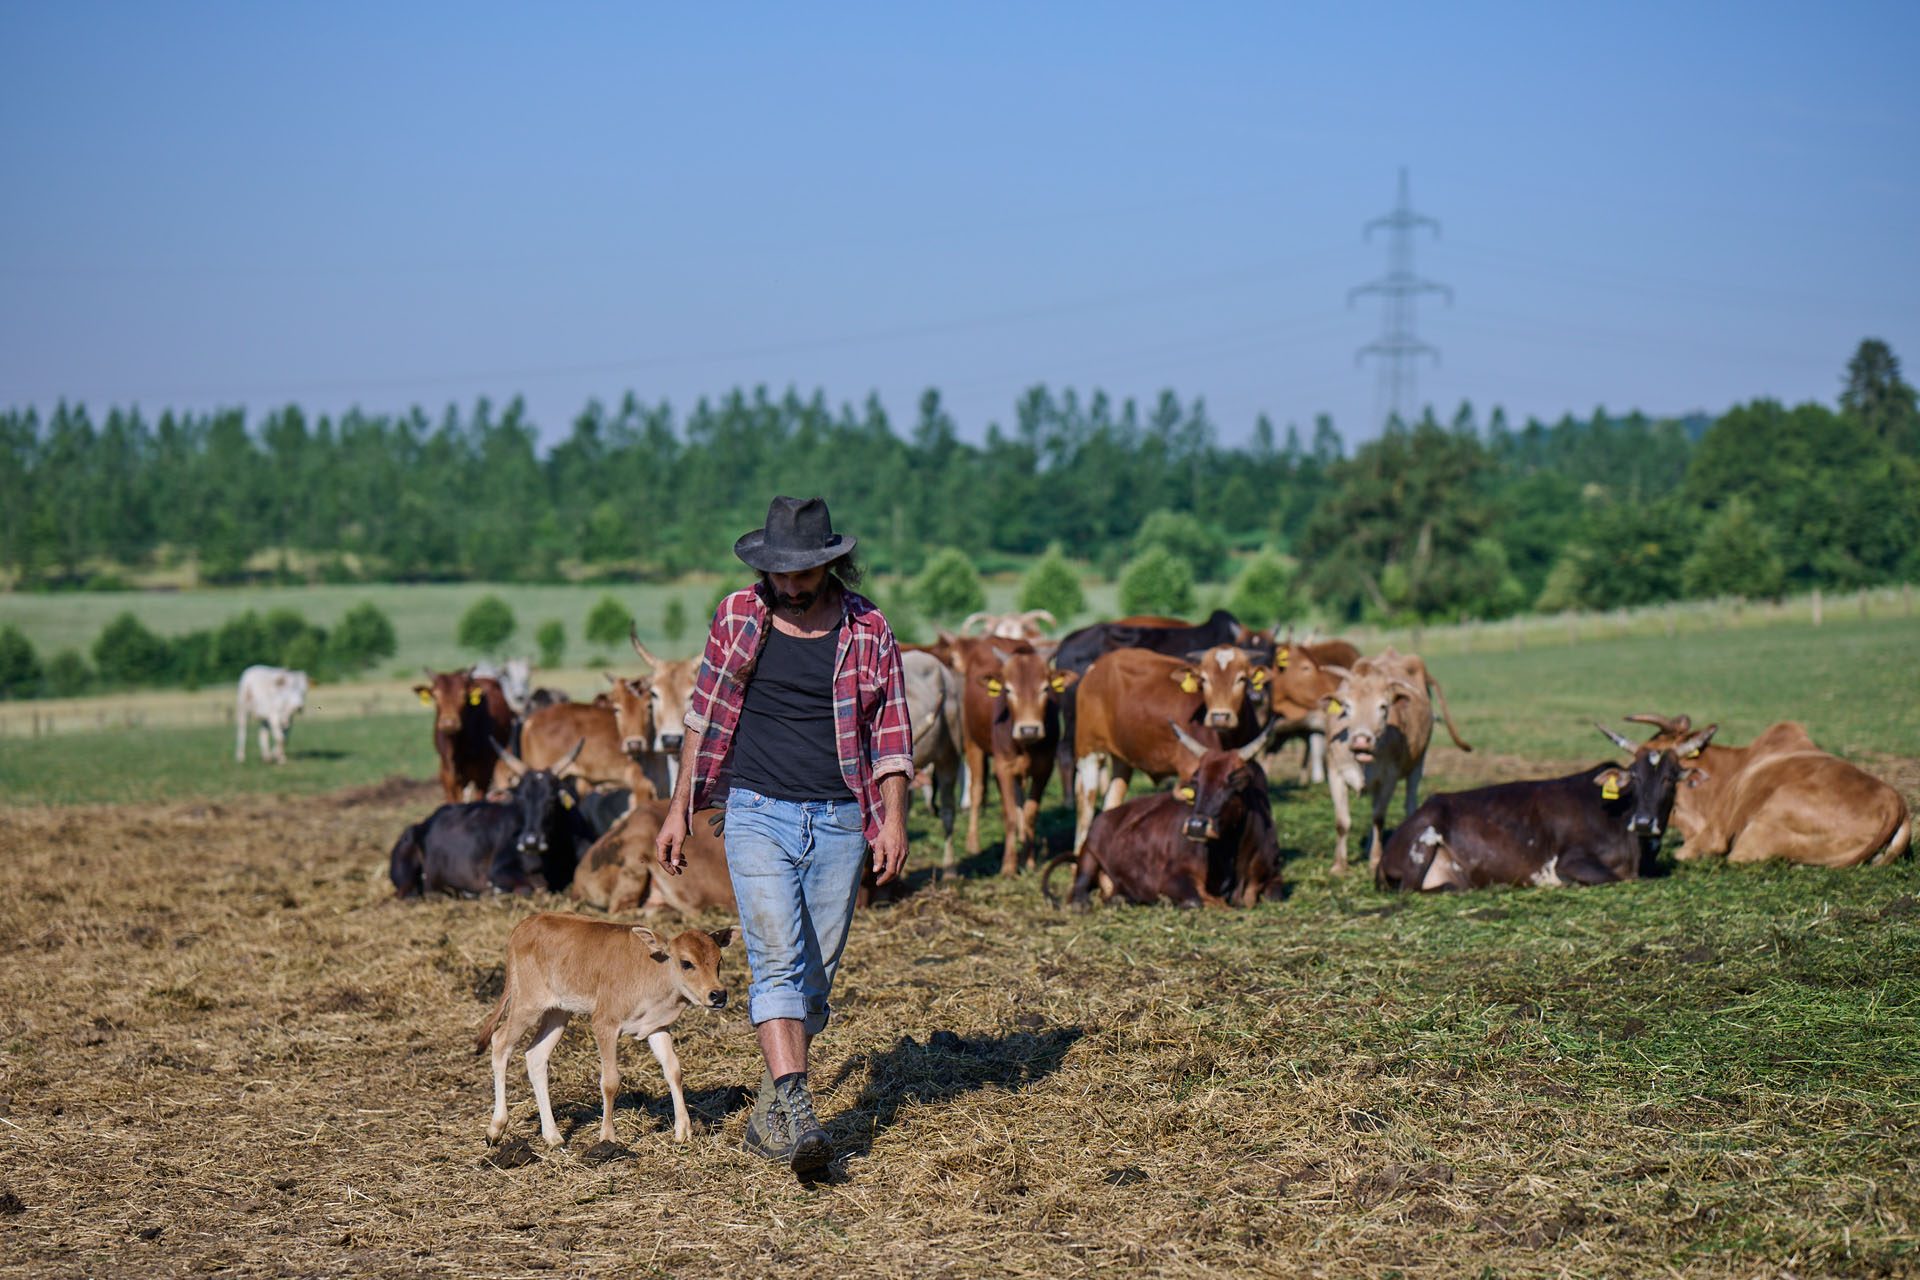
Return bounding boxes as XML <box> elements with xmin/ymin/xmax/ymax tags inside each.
<box><xmin>1321</xmin><ymin>648</ymin><xmax>1472</xmax><ymax>875</ymax></box>
<box><xmin>1628</xmin><ymin>712</ymin><xmax>1911</xmax><ymax>868</ymax></box>
<box><xmin>570</xmin><ymin>800</ymin><xmax>736</xmax><ymax>915</ymax></box>
<box><xmin>477</xmin><ymin>913</ymin><xmax>733</xmax><ymax>1147</ymax></box>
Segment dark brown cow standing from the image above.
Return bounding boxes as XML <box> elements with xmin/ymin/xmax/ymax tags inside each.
<box><xmin>415</xmin><ymin>668</ymin><xmax>518</xmax><ymax>803</ymax></box>
<box><xmin>1044</xmin><ymin>726</ymin><xmax>1280</xmax><ymax>909</ymax></box>
<box><xmin>949</xmin><ymin>635</ymin><xmax>1074</xmax><ymax>875</ymax></box>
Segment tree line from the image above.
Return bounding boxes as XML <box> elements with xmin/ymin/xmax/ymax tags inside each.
<box><xmin>1</xmin><ymin>339</ymin><xmax>1914</xmax><ymax>626</ymax></box>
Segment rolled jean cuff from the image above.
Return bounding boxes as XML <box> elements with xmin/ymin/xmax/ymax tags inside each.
<box><xmin>747</xmin><ymin>992</ymin><xmax>830</xmax><ymax>1035</ymax></box>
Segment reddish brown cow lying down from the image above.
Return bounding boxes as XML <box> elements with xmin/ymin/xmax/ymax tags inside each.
<box><xmin>476</xmin><ymin>913</ymin><xmax>732</xmax><ymax>1147</ymax></box>
<box><xmin>569</xmin><ymin>800</ymin><xmax>735</xmax><ymax>916</ymax></box>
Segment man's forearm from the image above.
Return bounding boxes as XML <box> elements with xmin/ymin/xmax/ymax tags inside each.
<box><xmin>880</xmin><ymin>771</ymin><xmax>908</xmax><ymax>827</ymax></box>
<box><xmin>668</xmin><ymin>728</ymin><xmax>703</xmax><ymax>813</ymax></box>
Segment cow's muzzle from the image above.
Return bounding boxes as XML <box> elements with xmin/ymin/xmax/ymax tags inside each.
<box><xmin>1183</xmin><ymin>816</ymin><xmax>1217</xmax><ymax>842</ymax></box>
<box><xmin>622</xmin><ymin>737</ymin><xmax>648</xmax><ymax>756</ymax></box>
<box><xmin>1350</xmin><ymin>734</ymin><xmax>1375</xmax><ymax>762</ymax></box>
<box><xmin>1627</xmin><ymin>816</ymin><xmax>1661</xmax><ymax>837</ymax></box>
<box><xmin>1205</xmin><ymin>710</ymin><xmax>1237</xmax><ymax>728</ymax></box>
<box><xmin>660</xmin><ymin>733</ymin><xmax>684</xmax><ymax>752</ymax></box>
<box><xmin>707</xmin><ymin>990</ymin><xmax>728</xmax><ymax>1009</ymax></box>
<box><xmin>1013</xmin><ymin>722</ymin><xmax>1045</xmax><ymax>742</ymax></box>
<box><xmin>517</xmin><ymin>835</ymin><xmax>548</xmax><ymax>853</ymax></box>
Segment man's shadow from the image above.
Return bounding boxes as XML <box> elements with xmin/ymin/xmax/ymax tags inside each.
<box><xmin>813</xmin><ymin>1023</ymin><xmax>1084</xmax><ymax>1169</ymax></box>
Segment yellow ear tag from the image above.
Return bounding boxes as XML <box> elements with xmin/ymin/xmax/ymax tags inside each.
<box><xmin>560</xmin><ymin>793</ymin><xmax>574</xmax><ymax>809</ymax></box>
<box><xmin>417</xmin><ymin>690</ymin><xmax>433</xmax><ymax>706</ymax></box>
<box><xmin>1276</xmin><ymin>653</ymin><xmax>1289</xmax><ymax>670</ymax></box>
<box><xmin>468</xmin><ymin>689</ymin><xmax>483</xmax><ymax>706</ymax></box>
<box><xmin>985</xmin><ymin>678</ymin><xmax>1005</xmax><ymax>697</ymax></box>
<box><xmin>1049</xmin><ymin>673</ymin><xmax>1068</xmax><ymax>693</ymax></box>
<box><xmin>1684</xmin><ymin>749</ymin><xmax>1701</xmax><ymax>759</ymax></box>
<box><xmin>1251</xmin><ymin>669</ymin><xmax>1269</xmax><ymax>688</ymax></box>
<box><xmin>1600</xmin><ymin>774</ymin><xmax>1621</xmax><ymax>801</ymax></box>
<box><xmin>1177</xmin><ymin>786</ymin><xmax>1196</xmax><ymax>801</ymax></box>
<box><xmin>1327</xmin><ymin>698</ymin><xmax>1342</xmax><ymax>716</ymax></box>
<box><xmin>1178</xmin><ymin>674</ymin><xmax>1199</xmax><ymax>694</ymax></box>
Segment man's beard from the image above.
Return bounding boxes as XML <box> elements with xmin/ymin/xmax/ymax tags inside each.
<box><xmin>773</xmin><ymin>587</ymin><xmax>818</xmax><ymax>614</ymax></box>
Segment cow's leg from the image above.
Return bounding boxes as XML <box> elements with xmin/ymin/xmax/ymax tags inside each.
<box><xmin>964</xmin><ymin>740</ymin><xmax>988</xmax><ymax>856</ymax></box>
<box><xmin>935</xmin><ymin>759</ymin><xmax>959</xmax><ymax>879</ymax></box>
<box><xmin>1329</xmin><ymin>777</ymin><xmax>1353</xmax><ymax>875</ymax></box>
<box><xmin>593</xmin><ymin>1018</ymin><xmax>622</xmax><ymax>1144</ymax></box>
<box><xmin>1403</xmin><ymin>754</ymin><xmax>1425</xmax><ymax>822</ymax></box>
<box><xmin>994</xmin><ymin>757</ymin><xmax>1023</xmax><ymax>876</ymax></box>
<box><xmin>1073</xmin><ymin>753</ymin><xmax>1109</xmax><ymax>853</ymax></box>
<box><xmin>1367</xmin><ymin>781</ymin><xmax>1393</xmax><ymax>874</ymax></box>
<box><xmin>1308</xmin><ymin>732</ymin><xmax>1327</xmax><ymax>784</ymax></box>
<box><xmin>1023</xmin><ymin>752</ymin><xmax>1054</xmax><ymax>872</ymax></box>
<box><xmin>258</xmin><ymin>724</ymin><xmax>274</xmax><ymax>764</ymax></box>
<box><xmin>1067</xmin><ymin>850</ymin><xmax>1102</xmax><ymax>909</ymax></box>
<box><xmin>1103</xmin><ymin>763</ymin><xmax>1133</xmax><ymax>812</ymax></box>
<box><xmin>234</xmin><ymin>701</ymin><xmax>249</xmax><ymax>763</ymax></box>
<box><xmin>524</xmin><ymin>1008</ymin><xmax>570</xmax><ymax>1146</ymax></box>
<box><xmin>648</xmin><ymin>1030</ymin><xmax>690</xmax><ymax>1142</ymax></box>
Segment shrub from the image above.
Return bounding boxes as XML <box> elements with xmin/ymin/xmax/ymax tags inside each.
<box><xmin>1134</xmin><ymin>510</ymin><xmax>1229</xmax><ymax>582</ymax></box>
<box><xmin>1018</xmin><ymin>546</ymin><xmax>1085</xmax><ymax>623</ymax></box>
<box><xmin>584</xmin><ymin>595</ymin><xmax>635</xmax><ymax>650</ymax></box>
<box><xmin>328</xmin><ymin>602</ymin><xmax>397</xmax><ymax>673</ymax></box>
<box><xmin>213</xmin><ymin>611</ymin><xmax>272</xmax><ymax>672</ymax></box>
<box><xmin>0</xmin><ymin>625</ymin><xmax>43</xmax><ymax>699</ymax></box>
<box><xmin>912</xmin><ymin>548</ymin><xmax>986</xmax><ymax>623</ymax></box>
<box><xmin>45</xmin><ymin>649</ymin><xmax>92</xmax><ymax>697</ymax></box>
<box><xmin>1683</xmin><ymin>498</ymin><xmax>1787</xmax><ymax>600</ymax></box>
<box><xmin>1225</xmin><ymin>554</ymin><xmax>1300</xmax><ymax>630</ymax></box>
<box><xmin>458</xmin><ymin>595</ymin><xmax>517</xmax><ymax>655</ymax></box>
<box><xmin>535</xmin><ymin>619</ymin><xmax>566</xmax><ymax>668</ymax></box>
<box><xmin>92</xmin><ymin>612</ymin><xmax>173</xmax><ymax>687</ymax></box>
<box><xmin>1119</xmin><ymin>548</ymin><xmax>1196</xmax><ymax>617</ymax></box>
<box><xmin>662</xmin><ymin>598</ymin><xmax>688</xmax><ymax>644</ymax></box>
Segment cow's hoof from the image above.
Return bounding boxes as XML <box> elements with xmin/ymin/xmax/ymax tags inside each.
<box><xmin>541</xmin><ymin>1130</ymin><xmax>564</xmax><ymax>1148</ymax></box>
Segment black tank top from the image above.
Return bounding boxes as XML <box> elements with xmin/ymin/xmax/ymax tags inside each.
<box><xmin>729</xmin><ymin>620</ymin><xmax>854</xmax><ymax>803</ymax></box>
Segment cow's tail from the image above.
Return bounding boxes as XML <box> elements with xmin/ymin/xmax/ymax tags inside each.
<box><xmin>1039</xmin><ymin>853</ymin><xmax>1078</xmax><ymax>909</ymax></box>
<box><xmin>1871</xmin><ymin>807</ymin><xmax>1911</xmax><ymax>867</ymax></box>
<box><xmin>474</xmin><ymin>986</ymin><xmax>511</xmax><ymax>1055</ymax></box>
<box><xmin>388</xmin><ymin>823</ymin><xmax>426</xmax><ymax>899</ymax></box>
<box><xmin>1428</xmin><ymin>676</ymin><xmax>1473</xmax><ymax>752</ymax></box>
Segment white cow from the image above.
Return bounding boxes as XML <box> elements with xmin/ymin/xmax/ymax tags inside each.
<box><xmin>235</xmin><ymin>665</ymin><xmax>309</xmax><ymax>764</ymax></box>
<box><xmin>470</xmin><ymin>657</ymin><xmax>534</xmax><ymax>716</ymax></box>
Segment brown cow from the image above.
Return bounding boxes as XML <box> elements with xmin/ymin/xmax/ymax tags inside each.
<box><xmin>505</xmin><ymin>687</ymin><xmax>658</xmax><ymax>800</ymax></box>
<box><xmin>1069</xmin><ymin>646</ymin><xmax>1267</xmax><ymax>852</ymax></box>
<box><xmin>950</xmin><ymin>635</ymin><xmax>1074</xmax><ymax>875</ymax></box>
<box><xmin>570</xmin><ymin>801</ymin><xmax>737</xmax><ymax>915</ymax></box>
<box><xmin>1625</xmin><ymin>713</ymin><xmax>1911</xmax><ymax>868</ymax></box>
<box><xmin>415</xmin><ymin>668</ymin><xmax>518</xmax><ymax>803</ymax></box>
<box><xmin>1259</xmin><ymin>645</ymin><xmax>1343</xmax><ymax>783</ymax></box>
<box><xmin>1045</xmin><ymin>725</ymin><xmax>1281</xmax><ymax>909</ymax></box>
<box><xmin>630</xmin><ymin>629</ymin><xmax>699</xmax><ymax>795</ymax></box>
<box><xmin>476</xmin><ymin>913</ymin><xmax>732</xmax><ymax>1147</ymax></box>
<box><xmin>1320</xmin><ymin>648</ymin><xmax>1472</xmax><ymax>875</ymax></box>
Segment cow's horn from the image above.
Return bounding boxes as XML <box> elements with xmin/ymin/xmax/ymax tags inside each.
<box><xmin>1624</xmin><ymin>712</ymin><xmax>1691</xmax><ymax>735</ymax></box>
<box><xmin>1676</xmin><ymin>724</ymin><xmax>1718</xmax><ymax>757</ymax></box>
<box><xmin>491</xmin><ymin>739</ymin><xmax>530</xmax><ymax>778</ymax></box>
<box><xmin>959</xmin><ymin>612</ymin><xmax>990</xmax><ymax>634</ymax></box>
<box><xmin>629</xmin><ymin>626</ymin><xmax>660</xmax><ymax>668</ymax></box>
<box><xmin>1167</xmin><ymin>719</ymin><xmax>1210</xmax><ymax>758</ymax></box>
<box><xmin>1021</xmin><ymin>609</ymin><xmax>1056</xmax><ymax>629</ymax></box>
<box><xmin>1595</xmin><ymin>722</ymin><xmax>1638</xmax><ymax>752</ymax></box>
<box><xmin>421</xmin><ymin>666</ymin><xmax>436</xmax><ymax>680</ymax></box>
<box><xmin>555</xmin><ymin>737</ymin><xmax>587</xmax><ymax>774</ymax></box>
<box><xmin>1236</xmin><ymin>718</ymin><xmax>1279</xmax><ymax>761</ymax></box>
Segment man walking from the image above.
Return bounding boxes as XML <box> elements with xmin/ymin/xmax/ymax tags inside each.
<box><xmin>656</xmin><ymin>496</ymin><xmax>912</xmax><ymax>1175</ymax></box>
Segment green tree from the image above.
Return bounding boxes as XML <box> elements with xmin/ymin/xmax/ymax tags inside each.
<box><xmin>0</xmin><ymin>625</ymin><xmax>43</xmax><ymax>698</ymax></box>
<box><xmin>327</xmin><ymin>602</ymin><xmax>397</xmax><ymax>673</ymax></box>
<box><xmin>584</xmin><ymin>595</ymin><xmax>634</xmax><ymax>651</ymax></box>
<box><xmin>662</xmin><ymin>598</ymin><xmax>688</xmax><ymax>645</ymax></box>
<box><xmin>457</xmin><ymin>595</ymin><xmax>517</xmax><ymax>656</ymax></box>
<box><xmin>1017</xmin><ymin>545</ymin><xmax>1085</xmax><ymax>622</ymax></box>
<box><xmin>1841</xmin><ymin>338</ymin><xmax>1920</xmax><ymax>455</ymax></box>
<box><xmin>1682</xmin><ymin>498</ymin><xmax>1787</xmax><ymax>600</ymax></box>
<box><xmin>92</xmin><ymin>612</ymin><xmax>173</xmax><ymax>687</ymax></box>
<box><xmin>1225</xmin><ymin>553</ymin><xmax>1300</xmax><ymax>628</ymax></box>
<box><xmin>535</xmin><ymin>619</ymin><xmax>566</xmax><ymax>668</ymax></box>
<box><xmin>912</xmin><ymin>548</ymin><xmax>986</xmax><ymax>623</ymax></box>
<box><xmin>1133</xmin><ymin>510</ymin><xmax>1228</xmax><ymax>582</ymax></box>
<box><xmin>1119</xmin><ymin>547</ymin><xmax>1196</xmax><ymax>617</ymax></box>
<box><xmin>45</xmin><ymin>649</ymin><xmax>92</xmax><ymax>697</ymax></box>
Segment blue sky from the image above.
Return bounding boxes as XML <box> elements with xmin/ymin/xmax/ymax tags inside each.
<box><xmin>3</xmin><ymin>2</ymin><xmax>1915</xmax><ymax>446</ymax></box>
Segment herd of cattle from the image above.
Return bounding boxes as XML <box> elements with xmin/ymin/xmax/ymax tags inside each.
<box><xmin>238</xmin><ymin>605</ymin><xmax>1912</xmax><ymax>914</ymax></box>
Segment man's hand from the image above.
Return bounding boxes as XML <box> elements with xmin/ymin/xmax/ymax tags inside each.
<box><xmin>655</xmin><ymin>805</ymin><xmax>689</xmax><ymax>876</ymax></box>
<box><xmin>871</xmin><ymin>818</ymin><xmax>909</xmax><ymax>885</ymax></box>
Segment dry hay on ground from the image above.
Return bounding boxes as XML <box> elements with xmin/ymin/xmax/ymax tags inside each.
<box><xmin>0</xmin><ymin>787</ymin><xmax>1915</xmax><ymax>1279</ymax></box>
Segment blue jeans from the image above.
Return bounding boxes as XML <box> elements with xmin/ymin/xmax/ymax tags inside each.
<box><xmin>723</xmin><ymin>786</ymin><xmax>868</xmax><ymax>1034</ymax></box>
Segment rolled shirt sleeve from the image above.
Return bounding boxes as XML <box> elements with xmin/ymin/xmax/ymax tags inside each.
<box><xmin>867</xmin><ymin>629</ymin><xmax>915</xmax><ymax>783</ymax></box>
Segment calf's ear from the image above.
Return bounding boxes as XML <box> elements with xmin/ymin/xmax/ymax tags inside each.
<box><xmin>708</xmin><ymin>926</ymin><xmax>734</xmax><ymax>949</ymax></box>
<box><xmin>630</xmin><ymin>926</ymin><xmax>671</xmax><ymax>961</ymax></box>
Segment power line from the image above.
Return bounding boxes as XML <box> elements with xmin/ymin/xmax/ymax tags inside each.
<box><xmin>1349</xmin><ymin>168</ymin><xmax>1451</xmax><ymax>428</ymax></box>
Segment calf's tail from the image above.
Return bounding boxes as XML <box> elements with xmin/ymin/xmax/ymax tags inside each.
<box><xmin>1872</xmin><ymin>807</ymin><xmax>1911</xmax><ymax>867</ymax></box>
<box><xmin>1427</xmin><ymin>676</ymin><xmax>1472</xmax><ymax>752</ymax></box>
<box><xmin>474</xmin><ymin>987</ymin><xmax>511</xmax><ymax>1055</ymax></box>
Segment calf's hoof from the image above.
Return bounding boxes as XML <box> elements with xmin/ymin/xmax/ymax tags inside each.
<box><xmin>541</xmin><ymin>1128</ymin><xmax>564</xmax><ymax>1148</ymax></box>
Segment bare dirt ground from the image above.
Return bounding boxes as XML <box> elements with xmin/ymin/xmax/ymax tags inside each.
<box><xmin>2</xmin><ymin>778</ymin><xmax>1917</xmax><ymax>1279</ymax></box>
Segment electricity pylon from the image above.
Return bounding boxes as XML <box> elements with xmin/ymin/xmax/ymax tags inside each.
<box><xmin>1350</xmin><ymin>168</ymin><xmax>1451</xmax><ymax>428</ymax></box>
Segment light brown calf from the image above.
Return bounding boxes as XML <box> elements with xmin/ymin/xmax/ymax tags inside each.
<box><xmin>569</xmin><ymin>801</ymin><xmax>737</xmax><ymax>915</ymax></box>
<box><xmin>1321</xmin><ymin>647</ymin><xmax>1472</xmax><ymax>875</ymax></box>
<box><xmin>1628</xmin><ymin>713</ymin><xmax>1911</xmax><ymax>868</ymax></box>
<box><xmin>476</xmin><ymin>913</ymin><xmax>733</xmax><ymax>1147</ymax></box>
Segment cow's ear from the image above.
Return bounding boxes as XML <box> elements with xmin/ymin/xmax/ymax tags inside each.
<box><xmin>1176</xmin><ymin>784</ymin><xmax>1197</xmax><ymax>802</ymax></box>
<box><xmin>1047</xmin><ymin>670</ymin><xmax>1077</xmax><ymax>694</ymax></box>
<box><xmin>1249</xmin><ymin>668</ymin><xmax>1269</xmax><ymax>689</ymax></box>
<box><xmin>708</xmin><ymin>926</ymin><xmax>734</xmax><ymax>949</ymax></box>
<box><xmin>1595</xmin><ymin>769</ymin><xmax>1630</xmax><ymax>800</ymax></box>
<box><xmin>1273</xmin><ymin>647</ymin><xmax>1290</xmax><ymax>670</ymax></box>
<box><xmin>467</xmin><ymin>688</ymin><xmax>484</xmax><ymax>706</ymax></box>
<box><xmin>980</xmin><ymin>674</ymin><xmax>1005</xmax><ymax>697</ymax></box>
<box><xmin>559</xmin><ymin>791</ymin><xmax>574</xmax><ymax>809</ymax></box>
<box><xmin>1171</xmin><ymin>669</ymin><xmax>1200</xmax><ymax>695</ymax></box>
<box><xmin>1320</xmin><ymin>692</ymin><xmax>1344</xmax><ymax>717</ymax></box>
<box><xmin>630</xmin><ymin>927</ymin><xmax>671</xmax><ymax>962</ymax></box>
<box><xmin>414</xmin><ymin>686</ymin><xmax>433</xmax><ymax>705</ymax></box>
<box><xmin>1683</xmin><ymin>767</ymin><xmax>1711</xmax><ymax>788</ymax></box>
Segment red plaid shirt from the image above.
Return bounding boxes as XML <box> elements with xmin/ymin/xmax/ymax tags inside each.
<box><xmin>683</xmin><ymin>585</ymin><xmax>913</xmax><ymax>845</ymax></box>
